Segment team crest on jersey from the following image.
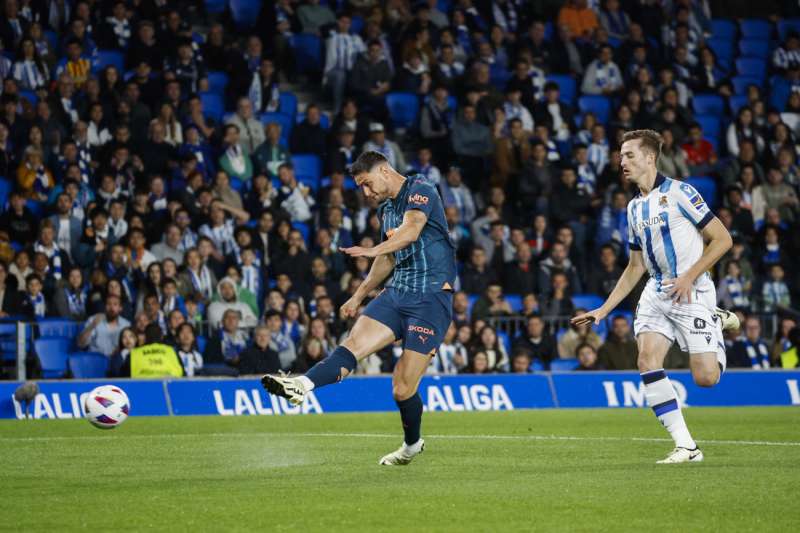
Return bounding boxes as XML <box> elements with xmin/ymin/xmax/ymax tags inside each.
<box><xmin>409</xmin><ymin>193</ymin><xmax>429</xmax><ymax>205</ymax></box>
<box><xmin>659</xmin><ymin>195</ymin><xmax>668</xmax><ymax>208</ymax></box>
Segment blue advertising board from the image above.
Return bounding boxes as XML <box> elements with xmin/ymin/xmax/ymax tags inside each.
<box><xmin>1</xmin><ymin>371</ymin><xmax>798</xmax><ymax>420</ymax></box>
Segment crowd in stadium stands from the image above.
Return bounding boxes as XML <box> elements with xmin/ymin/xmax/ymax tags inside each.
<box><xmin>0</xmin><ymin>0</ymin><xmax>799</xmax><ymax>379</ymax></box>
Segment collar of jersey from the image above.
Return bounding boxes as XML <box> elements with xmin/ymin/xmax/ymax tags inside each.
<box><xmin>634</xmin><ymin>173</ymin><xmax>667</xmax><ymax>198</ymax></box>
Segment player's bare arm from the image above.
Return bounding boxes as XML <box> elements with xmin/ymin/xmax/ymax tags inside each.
<box><xmin>340</xmin><ymin>252</ymin><xmax>395</xmax><ymax>318</ymax></box>
<box><xmin>663</xmin><ymin>217</ymin><xmax>732</xmax><ymax>304</ymax></box>
<box><xmin>340</xmin><ymin>209</ymin><xmax>428</xmax><ymax>257</ymax></box>
<box><xmin>572</xmin><ymin>250</ymin><xmax>647</xmax><ymax>326</ymax></box>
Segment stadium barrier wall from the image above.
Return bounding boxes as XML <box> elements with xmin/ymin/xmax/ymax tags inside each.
<box><xmin>2</xmin><ymin>371</ymin><xmax>799</xmax><ymax>420</ymax></box>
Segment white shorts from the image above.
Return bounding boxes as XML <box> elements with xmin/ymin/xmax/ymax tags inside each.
<box><xmin>634</xmin><ymin>278</ymin><xmax>725</xmax><ymax>358</ymax></box>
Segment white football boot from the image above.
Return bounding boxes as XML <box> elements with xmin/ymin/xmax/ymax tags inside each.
<box><xmin>260</xmin><ymin>373</ymin><xmax>306</xmax><ymax>405</ymax></box>
<box><xmin>656</xmin><ymin>447</ymin><xmax>704</xmax><ymax>464</ymax></box>
<box><xmin>379</xmin><ymin>439</ymin><xmax>425</xmax><ymax>466</ymax></box>
<box><xmin>714</xmin><ymin>307</ymin><xmax>740</xmax><ymax>331</ymax></box>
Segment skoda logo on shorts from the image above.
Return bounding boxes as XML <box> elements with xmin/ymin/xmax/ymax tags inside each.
<box><xmin>694</xmin><ymin>318</ymin><xmax>707</xmax><ymax>329</ymax></box>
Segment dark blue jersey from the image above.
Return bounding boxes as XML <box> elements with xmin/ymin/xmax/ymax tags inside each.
<box><xmin>378</xmin><ymin>175</ymin><xmax>456</xmax><ymax>293</ymax></box>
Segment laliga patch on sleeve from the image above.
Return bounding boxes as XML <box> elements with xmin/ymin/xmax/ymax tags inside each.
<box><xmin>690</xmin><ymin>194</ymin><xmax>706</xmax><ymax>210</ymax></box>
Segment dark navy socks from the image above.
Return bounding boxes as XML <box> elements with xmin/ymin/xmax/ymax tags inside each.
<box><xmin>396</xmin><ymin>393</ymin><xmax>423</xmax><ymax>446</ymax></box>
<box><xmin>305</xmin><ymin>345</ymin><xmax>358</xmax><ymax>388</ymax></box>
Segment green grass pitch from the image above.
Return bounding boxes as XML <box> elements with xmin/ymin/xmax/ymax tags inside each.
<box><xmin>2</xmin><ymin>407</ymin><xmax>799</xmax><ymax>532</ymax></box>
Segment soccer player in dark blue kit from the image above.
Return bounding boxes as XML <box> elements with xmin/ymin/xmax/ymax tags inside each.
<box><xmin>261</xmin><ymin>151</ymin><xmax>456</xmax><ymax>465</ymax></box>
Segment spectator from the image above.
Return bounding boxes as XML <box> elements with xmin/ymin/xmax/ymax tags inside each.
<box><xmin>656</xmin><ymin>129</ymin><xmax>689</xmax><ymax>179</ymax></box>
<box><xmin>171</xmin><ymin>322</ymin><xmax>204</xmax><ymax>377</ymax></box>
<box><xmin>451</xmin><ymin>104</ymin><xmax>492</xmax><ymax>189</ymax></box>
<box><xmin>492</xmin><ymin>118</ymin><xmax>531</xmax><ymax>188</ymax></box>
<box><xmin>12</xmin><ymin>37</ymin><xmax>49</xmax><ymax>91</ymax></box>
<box><xmin>597</xmin><ymin>315</ymin><xmax>638</xmax><ymax>370</ymax></box>
<box><xmin>540</xmin><ymin>271</ymin><xmax>575</xmax><ymax>320</ymax></box>
<box><xmin>730</xmin><ymin>316</ymin><xmax>771</xmax><ymax>369</ymax></box>
<box><xmin>558</xmin><ymin>0</ymin><xmax>599</xmax><ymax>41</ymax></box>
<box><xmin>429</xmin><ymin>322</ymin><xmax>461</xmax><ymax>374</ymax></box>
<box><xmin>0</xmin><ymin>190</ymin><xmax>39</xmax><ymax>244</ymax></box>
<box><xmin>440</xmin><ymin>166</ymin><xmax>476</xmax><ymax>223</ymax></box>
<box><xmin>150</xmin><ymin>224</ymin><xmax>184</xmax><ymax>265</ymax></box>
<box><xmin>218</xmin><ymin>124</ymin><xmax>254</xmax><ymax>183</ymax></box>
<box><xmin>408</xmin><ymin>147</ymin><xmax>442</xmax><ymax>186</ymax></box>
<box><xmin>773</xmin><ymin>318</ymin><xmax>798</xmax><ymax>363</ymax></box>
<box><xmin>203</xmin><ymin>308</ymin><xmax>248</xmax><ymax>373</ymax></box>
<box><xmin>512</xmin><ymin>314</ymin><xmax>558</xmax><ymax>366</ymax></box>
<box><xmin>504</xmin><ymin>242</ymin><xmax>537</xmax><ymax>296</ymax></box>
<box><xmin>349</xmin><ymin>40</ymin><xmax>392</xmax><ymax>120</ymax></box>
<box><xmin>558</xmin><ymin>308</ymin><xmax>602</xmax><ymax>359</ymax></box>
<box><xmin>77</xmin><ymin>294</ymin><xmax>131</xmax><ymax>356</ymax></box>
<box><xmin>598</xmin><ymin>0</ymin><xmax>631</xmax><ymax>40</ymax></box>
<box><xmin>291</xmin><ymin>104</ymin><xmax>327</xmax><ymax>159</ymax></box>
<box><xmin>753</xmin><ymin>168</ymin><xmax>799</xmax><ymax>225</ymax></box>
<box><xmin>276</xmin><ymin>163</ymin><xmax>315</xmax><ymax>223</ymax></box>
<box><xmin>225</xmin><ymin>98</ymin><xmax>265</xmax><ymax>157</ymax></box>
<box><xmin>250</xmin><ymin>57</ymin><xmax>281</xmax><ymax>114</ymax></box>
<box><xmin>727</xmin><ymin>107</ymin><xmax>766</xmax><ymax>158</ymax></box>
<box><xmin>473</xmin><ymin>325</ymin><xmax>509</xmax><ymax>372</ymax></box>
<box><xmin>120</xmin><ymin>323</ymin><xmax>183</xmax><ymax>377</ymax></box>
<box><xmin>471</xmin><ymin>283</ymin><xmax>513</xmax><ymax>322</ymax></box>
<box><xmin>538</xmin><ymin>241</ymin><xmax>582</xmax><ymax>294</ymax></box>
<box><xmin>362</xmin><ymin>122</ymin><xmax>407</xmax><ymax>173</ymax></box>
<box><xmin>264</xmin><ymin>309</ymin><xmax>297</xmax><ymax>370</ymax></box>
<box><xmin>681</xmin><ymin>122</ymin><xmax>718</xmax><ymax>177</ymax></box>
<box><xmin>773</xmin><ymin>32</ymin><xmax>800</xmax><ymax>74</ymax></box>
<box><xmin>323</xmin><ymin>13</ymin><xmax>364</xmax><ymax>114</ymax></box>
<box><xmin>576</xmin><ymin>343</ymin><xmax>604</xmax><ymax>370</ymax></box>
<box><xmin>207</xmin><ymin>277</ymin><xmax>258</xmax><ymax>331</ymax></box>
<box><xmin>53</xmin><ymin>266</ymin><xmax>87</xmax><ymax>321</ymax></box>
<box><xmin>549</xmin><ymin>167</ymin><xmax>591</xmax><ymax>236</ymax></box>
<box><xmin>511</xmin><ymin>351</ymin><xmax>532</xmax><ymax>373</ymax></box>
<box><xmin>534</xmin><ymin>82</ymin><xmax>575</xmax><ymax>143</ymax></box>
<box><xmin>239</xmin><ymin>325</ymin><xmax>281</xmax><ymax>375</ymax></box>
<box><xmin>588</xmin><ymin>245</ymin><xmax>624</xmax><ymax>300</ymax></box>
<box><xmin>581</xmin><ymin>45</ymin><xmax>624</xmax><ymax>96</ymax></box>
<box><xmin>253</xmin><ymin>123</ymin><xmax>291</xmax><ymax>177</ymax></box>
<box><xmin>717</xmin><ymin>260</ymin><xmax>751</xmax><ymax>310</ymax></box>
<box><xmin>761</xmin><ymin>264</ymin><xmax>791</xmax><ymax>312</ymax></box>
<box><xmin>17</xmin><ymin>146</ymin><xmax>54</xmax><ymax>201</ymax></box>
<box><xmin>297</xmin><ymin>0</ymin><xmax>336</xmax><ymax>36</ymax></box>
<box><xmin>780</xmin><ymin>328</ymin><xmax>800</xmax><ymax>368</ymax></box>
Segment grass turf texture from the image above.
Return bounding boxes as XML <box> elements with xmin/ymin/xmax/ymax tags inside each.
<box><xmin>1</xmin><ymin>407</ymin><xmax>798</xmax><ymax>532</ymax></box>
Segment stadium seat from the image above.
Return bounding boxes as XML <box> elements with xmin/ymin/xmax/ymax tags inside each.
<box><xmin>608</xmin><ymin>311</ymin><xmax>634</xmax><ymax>330</ymax></box>
<box><xmin>25</xmin><ymin>200</ymin><xmax>44</xmax><ymax>218</ymax></box>
<box><xmin>293</xmin><ymin>221</ymin><xmax>311</xmax><ymax>246</ymax></box>
<box><xmin>685</xmin><ymin>176</ymin><xmax>718</xmax><ymax>210</ymax></box>
<box><xmin>710</xmin><ymin>19</ymin><xmax>736</xmax><ymax>40</ymax></box>
<box><xmin>546</xmin><ymin>74</ymin><xmax>576</xmax><ymax>104</ymax></box>
<box><xmin>728</xmin><ymin>94</ymin><xmax>750</xmax><ymax>114</ymax></box>
<box><xmin>769</xmin><ymin>74</ymin><xmax>792</xmax><ymax>109</ymax></box>
<box><xmin>778</xmin><ymin>18</ymin><xmax>800</xmax><ymax>40</ymax></box>
<box><xmin>505</xmin><ymin>294</ymin><xmax>523</xmax><ymax>313</ymax></box>
<box><xmin>230</xmin><ymin>0</ymin><xmax>261</xmax><ymax>28</ymax></box>
<box><xmin>320</xmin><ymin>176</ymin><xmax>357</xmax><ymax>190</ymax></box>
<box><xmin>692</xmin><ymin>94</ymin><xmax>725</xmax><ymax>115</ymax></box>
<box><xmin>739</xmin><ymin>19</ymin><xmax>772</xmax><ymax>40</ymax></box>
<box><xmin>0</xmin><ymin>177</ymin><xmax>11</xmax><ymax>209</ymax></box>
<box><xmin>34</xmin><ymin>337</ymin><xmax>71</xmax><ymax>378</ymax></box>
<box><xmin>92</xmin><ymin>49</ymin><xmax>124</xmax><ymax>73</ymax></box>
<box><xmin>738</xmin><ymin>39</ymin><xmax>770</xmax><ymax>59</ymax></box>
<box><xmin>18</xmin><ymin>90</ymin><xmax>37</xmax><ymax>106</ymax></box>
<box><xmin>489</xmin><ymin>66</ymin><xmax>511</xmax><ymax>90</ymax></box>
<box><xmin>207</xmin><ymin>71</ymin><xmax>228</xmax><ymax>95</ymax></box>
<box><xmin>529</xmin><ymin>359</ymin><xmax>545</xmax><ymax>372</ymax></box>
<box><xmin>291</xmin><ymin>154</ymin><xmax>322</xmax><ymax>191</ymax></box>
<box><xmin>200</xmin><ymin>92</ymin><xmax>224</xmax><ymax>121</ymax></box>
<box><xmin>260</xmin><ymin>112</ymin><xmax>293</xmax><ymax>146</ymax></box>
<box><xmin>205</xmin><ymin>0</ymin><xmax>226</xmax><ymax>14</ymax></box>
<box><xmin>279</xmin><ymin>92</ymin><xmax>298</xmax><ymax>120</ymax></box>
<box><xmin>695</xmin><ymin>114</ymin><xmax>721</xmax><ymax>146</ymax></box>
<box><xmin>706</xmin><ymin>37</ymin><xmax>735</xmax><ymax>69</ymax></box>
<box><xmin>550</xmin><ymin>358</ymin><xmax>580</xmax><ymax>371</ymax></box>
<box><xmin>296</xmin><ymin>112</ymin><xmax>329</xmax><ymax>129</ymax></box>
<box><xmin>467</xmin><ymin>294</ymin><xmax>479</xmax><ymax>317</ymax></box>
<box><xmin>572</xmin><ymin>294</ymin><xmax>605</xmax><ymax>311</ymax></box>
<box><xmin>196</xmin><ymin>335</ymin><xmax>207</xmax><ymax>353</ymax></box>
<box><xmin>37</xmin><ymin>319</ymin><xmax>81</xmax><ymax>339</ymax></box>
<box><xmin>229</xmin><ymin>177</ymin><xmax>244</xmax><ymax>192</ymax></box>
<box><xmin>68</xmin><ymin>352</ymin><xmax>109</xmax><ymax>378</ymax></box>
<box><xmin>736</xmin><ymin>58</ymin><xmax>767</xmax><ymax>80</ymax></box>
<box><xmin>578</xmin><ymin>95</ymin><xmax>611</xmax><ymax>125</ymax></box>
<box><xmin>497</xmin><ymin>331</ymin><xmax>511</xmax><ymax>355</ymax></box>
<box><xmin>350</xmin><ymin>15</ymin><xmax>364</xmax><ymax>35</ymax></box>
<box><xmin>290</xmin><ymin>33</ymin><xmax>323</xmax><ymax>74</ymax></box>
<box><xmin>731</xmin><ymin>75</ymin><xmax>762</xmax><ymax>95</ymax></box>
<box><xmin>386</xmin><ymin>92</ymin><xmax>420</xmax><ymax>130</ymax></box>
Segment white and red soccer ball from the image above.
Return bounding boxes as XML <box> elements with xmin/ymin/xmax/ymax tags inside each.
<box><xmin>84</xmin><ymin>385</ymin><xmax>130</xmax><ymax>429</ymax></box>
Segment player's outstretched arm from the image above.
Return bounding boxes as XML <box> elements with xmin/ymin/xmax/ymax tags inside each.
<box><xmin>572</xmin><ymin>250</ymin><xmax>647</xmax><ymax>326</ymax></box>
<box><xmin>340</xmin><ymin>252</ymin><xmax>395</xmax><ymax>318</ymax></box>
<box><xmin>341</xmin><ymin>210</ymin><xmax>428</xmax><ymax>258</ymax></box>
<box><xmin>664</xmin><ymin>217</ymin><xmax>732</xmax><ymax>303</ymax></box>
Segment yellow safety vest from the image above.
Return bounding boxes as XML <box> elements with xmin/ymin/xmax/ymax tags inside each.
<box><xmin>781</xmin><ymin>347</ymin><xmax>799</xmax><ymax>369</ymax></box>
<box><xmin>130</xmin><ymin>343</ymin><xmax>184</xmax><ymax>378</ymax></box>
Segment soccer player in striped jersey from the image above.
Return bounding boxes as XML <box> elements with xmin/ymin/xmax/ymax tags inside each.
<box><xmin>572</xmin><ymin>130</ymin><xmax>739</xmax><ymax>464</ymax></box>
<box><xmin>262</xmin><ymin>151</ymin><xmax>456</xmax><ymax>465</ymax></box>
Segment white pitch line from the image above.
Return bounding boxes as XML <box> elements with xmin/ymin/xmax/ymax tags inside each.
<box><xmin>1</xmin><ymin>431</ymin><xmax>799</xmax><ymax>447</ymax></box>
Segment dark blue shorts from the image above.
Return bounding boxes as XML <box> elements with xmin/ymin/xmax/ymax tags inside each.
<box><xmin>362</xmin><ymin>287</ymin><xmax>453</xmax><ymax>355</ymax></box>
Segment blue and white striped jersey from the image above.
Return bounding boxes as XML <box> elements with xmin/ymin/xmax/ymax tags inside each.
<box><xmin>627</xmin><ymin>174</ymin><xmax>714</xmax><ymax>292</ymax></box>
<box><xmin>378</xmin><ymin>175</ymin><xmax>456</xmax><ymax>293</ymax></box>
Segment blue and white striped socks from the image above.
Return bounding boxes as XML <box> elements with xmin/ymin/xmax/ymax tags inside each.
<box><xmin>641</xmin><ymin>369</ymin><xmax>696</xmax><ymax>449</ymax></box>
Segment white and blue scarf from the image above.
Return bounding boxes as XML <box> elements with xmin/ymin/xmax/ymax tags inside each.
<box><xmin>34</xmin><ymin>241</ymin><xmax>62</xmax><ymax>280</ymax></box>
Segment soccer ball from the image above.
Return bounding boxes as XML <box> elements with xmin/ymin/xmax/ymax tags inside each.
<box><xmin>84</xmin><ymin>385</ymin><xmax>130</xmax><ymax>429</ymax></box>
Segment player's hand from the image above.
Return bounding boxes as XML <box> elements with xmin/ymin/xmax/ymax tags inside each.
<box><xmin>339</xmin><ymin>246</ymin><xmax>378</xmax><ymax>258</ymax></box>
<box><xmin>571</xmin><ymin>308</ymin><xmax>607</xmax><ymax>326</ymax></box>
<box><xmin>340</xmin><ymin>296</ymin><xmax>362</xmax><ymax>319</ymax></box>
<box><xmin>664</xmin><ymin>276</ymin><xmax>693</xmax><ymax>304</ymax></box>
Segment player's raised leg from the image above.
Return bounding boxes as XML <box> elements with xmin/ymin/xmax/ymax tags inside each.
<box><xmin>261</xmin><ymin>314</ymin><xmax>396</xmax><ymax>405</ymax></box>
<box><xmin>637</xmin><ymin>332</ymin><xmax>703</xmax><ymax>464</ymax></box>
<box><xmin>379</xmin><ymin>348</ymin><xmax>432</xmax><ymax>466</ymax></box>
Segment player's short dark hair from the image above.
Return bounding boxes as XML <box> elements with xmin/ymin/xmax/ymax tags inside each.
<box><xmin>621</xmin><ymin>129</ymin><xmax>663</xmax><ymax>160</ymax></box>
<box><xmin>349</xmin><ymin>150</ymin><xmax>388</xmax><ymax>177</ymax></box>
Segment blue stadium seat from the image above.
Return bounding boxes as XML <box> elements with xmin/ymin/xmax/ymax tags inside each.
<box><xmin>279</xmin><ymin>92</ymin><xmax>298</xmax><ymax>120</ymax></box>
<box><xmin>551</xmin><ymin>358</ymin><xmax>580</xmax><ymax>371</ymax></box>
<box><xmin>529</xmin><ymin>359</ymin><xmax>545</xmax><ymax>372</ymax></box>
<box><xmin>572</xmin><ymin>294</ymin><xmax>605</xmax><ymax>311</ymax></box>
<box><xmin>200</xmin><ymin>92</ymin><xmax>224</xmax><ymax>121</ymax></box>
<box><xmin>728</xmin><ymin>94</ymin><xmax>750</xmax><ymax>114</ymax></box>
<box><xmin>196</xmin><ymin>335</ymin><xmax>207</xmax><ymax>353</ymax></box>
<box><xmin>93</xmin><ymin>50</ymin><xmax>124</xmax><ymax>73</ymax></box>
<box><xmin>207</xmin><ymin>71</ymin><xmax>228</xmax><ymax>95</ymax></box>
<box><xmin>467</xmin><ymin>294</ymin><xmax>479</xmax><ymax>317</ymax></box>
<box><xmin>685</xmin><ymin>176</ymin><xmax>718</xmax><ymax>210</ymax></box>
<box><xmin>497</xmin><ymin>331</ymin><xmax>511</xmax><ymax>355</ymax></box>
<box><xmin>386</xmin><ymin>92</ymin><xmax>420</xmax><ymax>130</ymax></box>
<box><xmin>578</xmin><ymin>95</ymin><xmax>611</xmax><ymax>125</ymax></box>
<box><xmin>505</xmin><ymin>294</ymin><xmax>523</xmax><ymax>313</ymax></box>
<box><xmin>37</xmin><ymin>319</ymin><xmax>81</xmax><ymax>339</ymax></box>
<box><xmin>34</xmin><ymin>337</ymin><xmax>71</xmax><ymax>378</ymax></box>
<box><xmin>706</xmin><ymin>37</ymin><xmax>735</xmax><ymax>70</ymax></box>
<box><xmin>230</xmin><ymin>0</ymin><xmax>261</xmax><ymax>28</ymax></box>
<box><xmin>25</xmin><ymin>200</ymin><xmax>44</xmax><ymax>218</ymax></box>
<box><xmin>320</xmin><ymin>176</ymin><xmax>357</xmax><ymax>190</ymax></box>
<box><xmin>291</xmin><ymin>154</ymin><xmax>322</xmax><ymax>190</ymax></box>
<box><xmin>732</xmin><ymin>75</ymin><xmax>762</xmax><ymax>95</ymax></box>
<box><xmin>0</xmin><ymin>177</ymin><xmax>11</xmax><ymax>209</ymax></box>
<box><xmin>260</xmin><ymin>112</ymin><xmax>293</xmax><ymax>146</ymax></box>
<box><xmin>68</xmin><ymin>352</ymin><xmax>109</xmax><ymax>378</ymax></box>
<box><xmin>290</xmin><ymin>33</ymin><xmax>323</xmax><ymax>74</ymax></box>
<box><xmin>489</xmin><ymin>66</ymin><xmax>511</xmax><ymax>90</ymax></box>
<box><xmin>546</xmin><ymin>74</ymin><xmax>576</xmax><ymax>104</ymax></box>
<box><xmin>738</xmin><ymin>39</ymin><xmax>770</xmax><ymax>59</ymax></box>
<box><xmin>296</xmin><ymin>112</ymin><xmax>329</xmax><ymax>129</ymax></box>
<box><xmin>695</xmin><ymin>114</ymin><xmax>721</xmax><ymax>147</ymax></box>
<box><xmin>778</xmin><ymin>18</ymin><xmax>800</xmax><ymax>40</ymax></box>
<box><xmin>692</xmin><ymin>94</ymin><xmax>725</xmax><ymax>116</ymax></box>
<box><xmin>229</xmin><ymin>177</ymin><xmax>244</xmax><ymax>192</ymax></box>
<box><xmin>608</xmin><ymin>311</ymin><xmax>634</xmax><ymax>330</ymax></box>
<box><xmin>293</xmin><ymin>221</ymin><xmax>311</xmax><ymax>246</ymax></box>
<box><xmin>18</xmin><ymin>90</ymin><xmax>37</xmax><ymax>106</ymax></box>
<box><xmin>710</xmin><ymin>19</ymin><xmax>737</xmax><ymax>40</ymax></box>
<box><xmin>736</xmin><ymin>58</ymin><xmax>767</xmax><ymax>80</ymax></box>
<box><xmin>205</xmin><ymin>0</ymin><xmax>226</xmax><ymax>14</ymax></box>
<box><xmin>769</xmin><ymin>74</ymin><xmax>792</xmax><ymax>109</ymax></box>
<box><xmin>350</xmin><ymin>15</ymin><xmax>364</xmax><ymax>35</ymax></box>
<box><xmin>739</xmin><ymin>19</ymin><xmax>772</xmax><ymax>40</ymax></box>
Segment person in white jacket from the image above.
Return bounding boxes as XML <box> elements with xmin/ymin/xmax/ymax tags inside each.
<box><xmin>206</xmin><ymin>277</ymin><xmax>258</xmax><ymax>331</ymax></box>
